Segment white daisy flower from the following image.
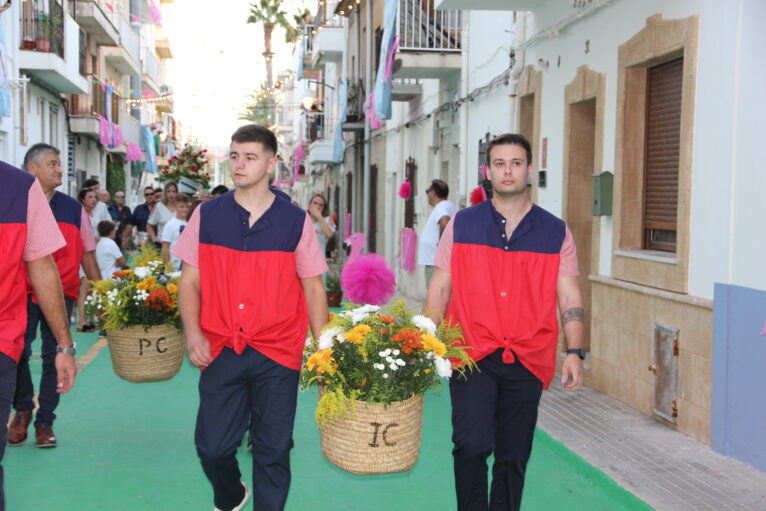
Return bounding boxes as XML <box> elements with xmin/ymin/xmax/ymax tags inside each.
<box><xmin>434</xmin><ymin>355</ymin><xmax>453</xmax><ymax>379</ymax></box>
<box><xmin>412</xmin><ymin>315</ymin><xmax>437</xmax><ymax>336</ymax></box>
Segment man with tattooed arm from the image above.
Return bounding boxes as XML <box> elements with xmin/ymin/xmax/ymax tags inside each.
<box><xmin>424</xmin><ymin>133</ymin><xmax>585</xmax><ymax>511</ymax></box>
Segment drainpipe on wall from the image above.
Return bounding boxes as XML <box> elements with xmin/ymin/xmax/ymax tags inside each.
<box><xmin>458</xmin><ymin>11</ymin><xmax>470</xmax><ymax>207</ymax></box>
<box><xmin>363</xmin><ymin>0</ymin><xmax>373</xmax><ymax>241</ymax></box>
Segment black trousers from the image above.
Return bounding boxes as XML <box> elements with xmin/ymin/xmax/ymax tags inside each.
<box><xmin>13</xmin><ymin>296</ymin><xmax>74</xmax><ymax>427</ymax></box>
<box><xmin>450</xmin><ymin>349</ymin><xmax>543</xmax><ymax>511</ymax></box>
<box><xmin>0</xmin><ymin>352</ymin><xmax>18</xmax><ymax>511</ymax></box>
<box><xmin>196</xmin><ymin>346</ymin><xmax>299</xmax><ymax>511</ymax></box>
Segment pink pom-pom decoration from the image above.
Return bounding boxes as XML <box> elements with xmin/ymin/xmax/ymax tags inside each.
<box><xmin>470</xmin><ymin>185</ymin><xmax>487</xmax><ymax>206</ymax></box>
<box><xmin>341</xmin><ymin>253</ymin><xmax>396</xmax><ymax>306</ymax></box>
<box><xmin>398</xmin><ymin>181</ymin><xmax>411</xmax><ymax>199</ymax></box>
<box><xmin>341</xmin><ymin>232</ymin><xmax>397</xmax><ymax>306</ymax></box>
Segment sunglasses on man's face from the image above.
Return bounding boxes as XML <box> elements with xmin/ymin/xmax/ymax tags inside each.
<box><xmin>425</xmin><ymin>188</ymin><xmax>433</xmax><ymax>194</ymax></box>
<box><xmin>144</xmin><ymin>192</ymin><xmax>153</xmax><ymax>196</ymax></box>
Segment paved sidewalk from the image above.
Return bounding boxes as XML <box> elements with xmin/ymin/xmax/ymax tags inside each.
<box><xmin>538</xmin><ymin>384</ymin><xmax>766</xmax><ymax>511</ymax></box>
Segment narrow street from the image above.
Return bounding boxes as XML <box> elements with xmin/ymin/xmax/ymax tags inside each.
<box><xmin>5</xmin><ymin>327</ymin><xmax>650</xmax><ymax>510</ymax></box>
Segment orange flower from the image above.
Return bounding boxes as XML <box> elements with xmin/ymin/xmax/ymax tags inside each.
<box><xmin>145</xmin><ymin>287</ymin><xmax>173</xmax><ymax>311</ymax></box>
<box><xmin>306</xmin><ymin>349</ymin><xmax>337</xmax><ymax>374</ymax></box>
<box><xmin>137</xmin><ymin>277</ymin><xmax>157</xmax><ymax>291</ymax></box>
<box><xmin>379</xmin><ymin>314</ymin><xmax>395</xmax><ymax>324</ymax></box>
<box><xmin>392</xmin><ymin>328</ymin><xmax>423</xmax><ymax>354</ymax></box>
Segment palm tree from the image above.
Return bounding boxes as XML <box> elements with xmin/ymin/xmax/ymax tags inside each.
<box><xmin>246</xmin><ymin>0</ymin><xmax>297</xmax><ymax>90</ymax></box>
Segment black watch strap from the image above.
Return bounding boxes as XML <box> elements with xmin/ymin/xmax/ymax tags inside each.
<box><xmin>566</xmin><ymin>348</ymin><xmax>586</xmax><ymax>360</ymax></box>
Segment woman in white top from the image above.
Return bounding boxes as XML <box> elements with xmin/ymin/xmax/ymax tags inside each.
<box><xmin>307</xmin><ymin>193</ymin><xmax>336</xmax><ymax>271</ymax></box>
<box><xmin>76</xmin><ymin>188</ymin><xmax>100</xmax><ymax>331</ymax></box>
<box><xmin>147</xmin><ymin>181</ymin><xmax>178</xmax><ymax>244</ymax></box>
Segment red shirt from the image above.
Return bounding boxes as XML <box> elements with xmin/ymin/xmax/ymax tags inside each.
<box><xmin>0</xmin><ymin>163</ymin><xmax>65</xmax><ymax>361</ymax></box>
<box><xmin>174</xmin><ymin>192</ymin><xmax>327</xmax><ymax>369</ymax></box>
<box><xmin>434</xmin><ymin>202</ymin><xmax>579</xmax><ymax>388</ymax></box>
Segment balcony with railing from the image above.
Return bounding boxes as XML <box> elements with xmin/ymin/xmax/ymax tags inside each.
<box><xmin>141</xmin><ymin>47</ymin><xmax>161</xmax><ymax>93</ymax></box>
<box><xmin>19</xmin><ymin>2</ymin><xmax>89</xmax><ymax>93</ymax></box>
<box><xmin>71</xmin><ymin>0</ymin><xmax>119</xmax><ymax>45</ymax></box>
<box><xmin>341</xmin><ymin>78</ymin><xmax>365</xmax><ymax>131</ymax></box>
<box><xmin>67</xmin><ymin>81</ymin><xmax>121</xmax><ymax>138</ymax></box>
<box><xmin>310</xmin><ymin>0</ymin><xmax>343</xmax><ymax>68</ymax></box>
<box><xmin>394</xmin><ymin>0</ymin><xmax>462</xmax><ymax>79</ymax></box>
<box><xmin>303</xmin><ymin>111</ymin><xmax>336</xmax><ymax>164</ymax></box>
<box><xmin>392</xmin><ymin>78</ymin><xmax>422</xmax><ymax>101</ymax></box>
<box><xmin>103</xmin><ymin>17</ymin><xmax>141</xmax><ymax>76</ymax></box>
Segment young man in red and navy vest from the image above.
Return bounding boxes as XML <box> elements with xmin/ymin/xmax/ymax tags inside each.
<box><xmin>174</xmin><ymin>125</ymin><xmax>328</xmax><ymax>511</ymax></box>
<box><xmin>7</xmin><ymin>144</ymin><xmax>101</xmax><ymax>449</ymax></box>
<box><xmin>424</xmin><ymin>133</ymin><xmax>586</xmax><ymax>511</ymax></box>
<box><xmin>0</xmin><ymin>159</ymin><xmax>77</xmax><ymax>507</ymax></box>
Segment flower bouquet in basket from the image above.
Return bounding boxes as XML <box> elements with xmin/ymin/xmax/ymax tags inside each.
<box><xmin>85</xmin><ymin>245</ymin><xmax>185</xmax><ymax>383</ymax></box>
<box><xmin>301</xmin><ymin>301</ymin><xmax>474</xmax><ymax>474</ymax></box>
<box><xmin>159</xmin><ymin>143</ymin><xmax>210</xmax><ymax>195</ymax></box>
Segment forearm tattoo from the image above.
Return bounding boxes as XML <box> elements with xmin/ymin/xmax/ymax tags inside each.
<box><xmin>561</xmin><ymin>307</ymin><xmax>584</xmax><ymax>326</ymax></box>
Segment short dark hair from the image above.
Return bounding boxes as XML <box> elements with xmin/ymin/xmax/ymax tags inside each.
<box><xmin>231</xmin><ymin>124</ymin><xmax>278</xmax><ymax>156</ymax></box>
<box><xmin>23</xmin><ymin>144</ymin><xmax>59</xmax><ymax>170</ymax></box>
<box><xmin>176</xmin><ymin>193</ymin><xmax>192</xmax><ymax>205</ymax></box>
<box><xmin>211</xmin><ymin>185</ymin><xmax>229</xmax><ymax>196</ymax></box>
<box><xmin>83</xmin><ymin>178</ymin><xmax>100</xmax><ymax>189</ymax></box>
<box><xmin>144</xmin><ymin>185</ymin><xmax>154</xmax><ymax>193</ymax></box>
<box><xmin>430</xmin><ymin>179</ymin><xmax>449</xmax><ymax>199</ymax></box>
<box><xmin>77</xmin><ymin>188</ymin><xmax>95</xmax><ymax>203</ymax></box>
<box><xmin>97</xmin><ymin>220</ymin><xmax>116</xmax><ymax>237</ymax></box>
<box><xmin>154</xmin><ymin>187</ymin><xmax>163</xmax><ymax>193</ymax></box>
<box><xmin>486</xmin><ymin>133</ymin><xmax>533</xmax><ymax>166</ymax></box>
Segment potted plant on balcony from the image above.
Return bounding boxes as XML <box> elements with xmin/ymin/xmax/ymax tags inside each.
<box><xmin>325</xmin><ymin>266</ymin><xmax>343</xmax><ymax>308</ymax></box>
<box><xmin>34</xmin><ymin>12</ymin><xmax>50</xmax><ymax>52</ymax></box>
<box><xmin>159</xmin><ymin>143</ymin><xmax>210</xmax><ymax>195</ymax></box>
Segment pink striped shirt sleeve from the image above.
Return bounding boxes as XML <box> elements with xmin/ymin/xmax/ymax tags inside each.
<box><xmin>24</xmin><ymin>180</ymin><xmax>65</xmax><ymax>261</ymax></box>
<box><xmin>79</xmin><ymin>208</ymin><xmax>97</xmax><ymax>251</ymax></box>
<box><xmin>296</xmin><ymin>213</ymin><xmax>328</xmax><ymax>278</ymax></box>
<box><xmin>173</xmin><ymin>207</ymin><xmax>200</xmax><ymax>267</ymax></box>
<box><xmin>558</xmin><ymin>226</ymin><xmax>579</xmax><ymax>277</ymax></box>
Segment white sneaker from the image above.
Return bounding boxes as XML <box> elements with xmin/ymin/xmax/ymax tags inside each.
<box><xmin>213</xmin><ymin>482</ymin><xmax>250</xmax><ymax>511</ymax></box>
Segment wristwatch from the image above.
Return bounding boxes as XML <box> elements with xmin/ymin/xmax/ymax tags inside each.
<box><xmin>56</xmin><ymin>342</ymin><xmax>77</xmax><ymax>355</ymax></box>
<box><xmin>566</xmin><ymin>348</ymin><xmax>586</xmax><ymax>360</ymax></box>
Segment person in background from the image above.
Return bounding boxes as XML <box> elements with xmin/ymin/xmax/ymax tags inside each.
<box><xmin>95</xmin><ymin>220</ymin><xmax>126</xmax><ymax>281</ymax></box>
<box><xmin>82</xmin><ymin>178</ymin><xmax>113</xmax><ymax>227</ymax></box>
<box><xmin>97</xmin><ymin>189</ymin><xmax>110</xmax><ymax>207</ymax></box>
<box><xmin>153</xmin><ymin>187</ymin><xmax>163</xmax><ymax>203</ymax></box>
<box><xmin>161</xmin><ymin>193</ymin><xmax>191</xmax><ymax>271</ymax></box>
<box><xmin>418</xmin><ymin>179</ymin><xmax>457</xmax><ymax>289</ymax></box>
<box><xmin>307</xmin><ymin>193</ymin><xmax>335</xmax><ymax>266</ymax></box>
<box><xmin>109</xmin><ymin>191</ymin><xmax>132</xmax><ymax>249</ymax></box>
<box><xmin>125</xmin><ymin>185</ymin><xmax>156</xmax><ymax>246</ymax></box>
<box><xmin>210</xmin><ymin>184</ymin><xmax>229</xmax><ymax>198</ymax></box>
<box><xmin>147</xmin><ymin>181</ymin><xmax>178</xmax><ymax>246</ymax></box>
<box><xmin>0</xmin><ymin>160</ymin><xmax>76</xmax><ymax>507</ymax></box>
<box><xmin>199</xmin><ymin>189</ymin><xmax>212</xmax><ymax>202</ymax></box>
<box><xmin>8</xmin><ymin>144</ymin><xmax>95</xmax><ymax>453</ymax></box>
<box><xmin>75</xmin><ymin>187</ymin><xmax>100</xmax><ymax>332</ymax></box>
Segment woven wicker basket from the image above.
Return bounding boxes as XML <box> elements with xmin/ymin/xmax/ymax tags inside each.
<box><xmin>320</xmin><ymin>394</ymin><xmax>424</xmax><ymax>474</ymax></box>
<box><xmin>106</xmin><ymin>324</ymin><xmax>185</xmax><ymax>383</ymax></box>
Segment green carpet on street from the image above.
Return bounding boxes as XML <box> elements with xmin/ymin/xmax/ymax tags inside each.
<box><xmin>5</xmin><ymin>328</ymin><xmax>652</xmax><ymax>510</ymax></box>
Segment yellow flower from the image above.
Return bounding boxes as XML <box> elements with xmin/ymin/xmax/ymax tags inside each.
<box><xmin>424</xmin><ymin>369</ymin><xmax>431</xmax><ymax>374</ymax></box>
<box><xmin>306</xmin><ymin>349</ymin><xmax>337</xmax><ymax>375</ymax></box>
<box><xmin>137</xmin><ymin>277</ymin><xmax>157</xmax><ymax>291</ymax></box>
<box><xmin>345</xmin><ymin>324</ymin><xmax>372</xmax><ymax>344</ymax></box>
<box><xmin>167</xmin><ymin>283</ymin><xmax>178</xmax><ymax>295</ymax></box>
<box><xmin>421</xmin><ymin>334</ymin><xmax>447</xmax><ymax>357</ymax></box>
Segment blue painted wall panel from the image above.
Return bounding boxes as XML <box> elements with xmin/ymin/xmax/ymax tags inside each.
<box><xmin>712</xmin><ymin>283</ymin><xmax>766</xmax><ymax>473</ymax></box>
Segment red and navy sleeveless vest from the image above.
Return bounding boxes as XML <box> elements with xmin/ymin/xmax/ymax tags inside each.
<box><xmin>447</xmin><ymin>202</ymin><xmax>566</xmax><ymax>388</ymax></box>
<box><xmin>26</xmin><ymin>191</ymin><xmax>85</xmax><ymax>302</ymax></box>
<box><xmin>198</xmin><ymin>193</ymin><xmax>309</xmax><ymax>370</ymax></box>
<box><xmin>0</xmin><ymin>161</ymin><xmax>34</xmax><ymax>361</ymax></box>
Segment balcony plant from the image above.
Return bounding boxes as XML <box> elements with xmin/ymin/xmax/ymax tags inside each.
<box><xmin>325</xmin><ymin>267</ymin><xmax>342</xmax><ymax>308</ymax></box>
<box><xmin>301</xmin><ymin>301</ymin><xmax>474</xmax><ymax>474</ymax></box>
<box><xmin>34</xmin><ymin>12</ymin><xmax>50</xmax><ymax>52</ymax></box>
<box><xmin>85</xmin><ymin>245</ymin><xmax>184</xmax><ymax>383</ymax></box>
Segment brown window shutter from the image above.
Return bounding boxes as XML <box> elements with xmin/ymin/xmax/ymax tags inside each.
<box><xmin>644</xmin><ymin>57</ymin><xmax>683</xmax><ymax>252</ymax></box>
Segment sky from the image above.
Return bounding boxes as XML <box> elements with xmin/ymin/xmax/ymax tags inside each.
<box><xmin>163</xmin><ymin>0</ymin><xmax>311</xmax><ymax>148</ymax></box>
